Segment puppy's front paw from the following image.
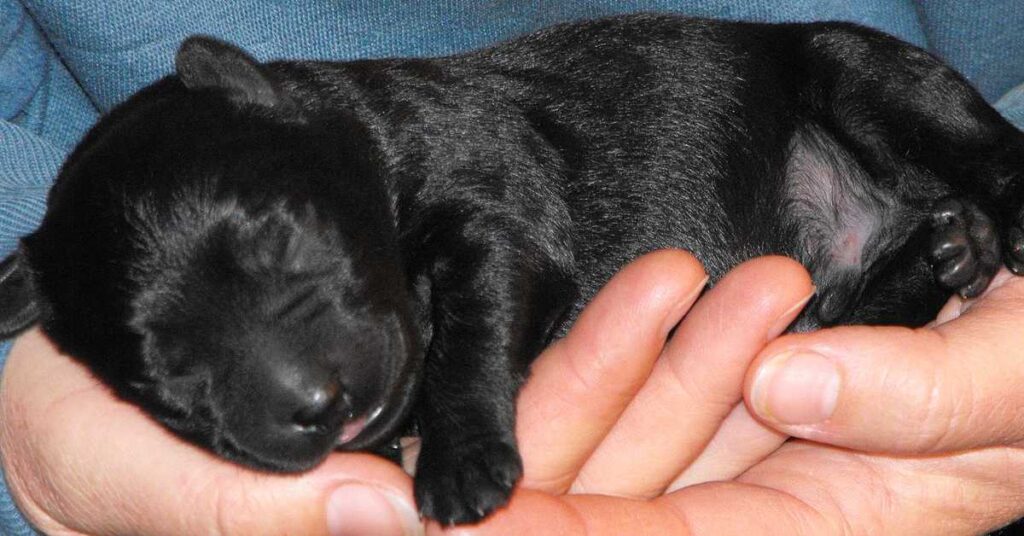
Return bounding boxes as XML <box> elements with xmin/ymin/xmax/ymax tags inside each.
<box><xmin>414</xmin><ymin>437</ymin><xmax>522</xmax><ymax>525</ymax></box>
<box><xmin>929</xmin><ymin>197</ymin><xmax>1000</xmax><ymax>298</ymax></box>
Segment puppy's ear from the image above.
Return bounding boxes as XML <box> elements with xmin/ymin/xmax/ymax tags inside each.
<box><xmin>175</xmin><ymin>35</ymin><xmax>295</xmax><ymax>112</ymax></box>
<box><xmin>0</xmin><ymin>251</ymin><xmax>40</xmax><ymax>338</ymax></box>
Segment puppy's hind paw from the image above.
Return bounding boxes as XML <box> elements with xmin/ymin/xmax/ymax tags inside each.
<box><xmin>929</xmin><ymin>197</ymin><xmax>1001</xmax><ymax>298</ymax></box>
<box><xmin>1003</xmin><ymin>215</ymin><xmax>1024</xmax><ymax>275</ymax></box>
<box><xmin>414</xmin><ymin>438</ymin><xmax>522</xmax><ymax>525</ymax></box>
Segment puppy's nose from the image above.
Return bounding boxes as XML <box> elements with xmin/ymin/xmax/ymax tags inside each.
<box><xmin>288</xmin><ymin>376</ymin><xmax>351</xmax><ymax>435</ymax></box>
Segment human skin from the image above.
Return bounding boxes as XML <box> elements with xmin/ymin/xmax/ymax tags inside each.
<box><xmin>442</xmin><ymin>262</ymin><xmax>1024</xmax><ymax>536</ymax></box>
<box><xmin>2</xmin><ymin>251</ymin><xmax>1023</xmax><ymax>535</ymax></box>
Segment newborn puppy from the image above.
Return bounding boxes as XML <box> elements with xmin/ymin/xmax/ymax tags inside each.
<box><xmin>2</xmin><ymin>14</ymin><xmax>1023</xmax><ymax>524</ymax></box>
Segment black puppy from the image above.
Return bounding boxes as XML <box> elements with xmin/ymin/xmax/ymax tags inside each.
<box><xmin>1</xmin><ymin>14</ymin><xmax>1023</xmax><ymax>524</ymax></box>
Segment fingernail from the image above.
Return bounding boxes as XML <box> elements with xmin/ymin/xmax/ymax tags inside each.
<box><xmin>768</xmin><ymin>287</ymin><xmax>816</xmax><ymax>339</ymax></box>
<box><xmin>661</xmin><ymin>275</ymin><xmax>710</xmax><ymax>336</ymax></box>
<box><xmin>327</xmin><ymin>484</ymin><xmax>423</xmax><ymax>536</ymax></box>
<box><xmin>751</xmin><ymin>350</ymin><xmax>840</xmax><ymax>425</ymax></box>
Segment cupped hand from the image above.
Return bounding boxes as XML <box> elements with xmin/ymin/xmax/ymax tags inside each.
<box><xmin>14</xmin><ymin>249</ymin><xmax>1015</xmax><ymax>536</ymax></box>
<box><xmin>0</xmin><ymin>327</ymin><xmax>422</xmax><ymax>536</ymax></box>
<box><xmin>735</xmin><ymin>266</ymin><xmax>1024</xmax><ymax>533</ymax></box>
<box><xmin>441</xmin><ymin>259</ymin><xmax>1024</xmax><ymax>535</ymax></box>
<box><xmin>435</xmin><ymin>250</ymin><xmax>822</xmax><ymax>535</ymax></box>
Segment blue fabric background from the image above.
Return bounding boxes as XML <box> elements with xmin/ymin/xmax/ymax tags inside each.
<box><xmin>1</xmin><ymin>1</ymin><xmax>1022</xmax><ymax>533</ymax></box>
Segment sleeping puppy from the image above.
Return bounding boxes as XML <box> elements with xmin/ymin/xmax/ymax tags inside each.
<box><xmin>1</xmin><ymin>14</ymin><xmax>1023</xmax><ymax>525</ymax></box>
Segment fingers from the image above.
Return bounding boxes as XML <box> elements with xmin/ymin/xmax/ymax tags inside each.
<box><xmin>0</xmin><ymin>329</ymin><xmax>422</xmax><ymax>536</ymax></box>
<box><xmin>571</xmin><ymin>256</ymin><xmax>813</xmax><ymax>497</ymax></box>
<box><xmin>744</xmin><ymin>268</ymin><xmax>1024</xmax><ymax>453</ymax></box>
<box><xmin>516</xmin><ymin>249</ymin><xmax>709</xmax><ymax>493</ymax></box>
<box><xmin>666</xmin><ymin>402</ymin><xmax>785</xmax><ymax>490</ymax></box>
<box><xmin>434</xmin><ymin>443</ymin><xmax>1024</xmax><ymax>536</ymax></box>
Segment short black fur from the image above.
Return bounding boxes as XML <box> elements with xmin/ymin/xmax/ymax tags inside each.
<box><xmin>2</xmin><ymin>15</ymin><xmax>1023</xmax><ymax>524</ymax></box>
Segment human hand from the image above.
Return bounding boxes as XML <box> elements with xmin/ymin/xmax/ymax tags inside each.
<box><xmin>442</xmin><ymin>258</ymin><xmax>1024</xmax><ymax>536</ymax></box>
<box><xmin>16</xmin><ymin>249</ymin><xmax>1010</xmax><ymax>536</ymax></box>
<box><xmin>737</xmin><ymin>267</ymin><xmax>1024</xmax><ymax>533</ymax></box>
<box><xmin>431</xmin><ymin>251</ymin><xmax>827</xmax><ymax>535</ymax></box>
<box><xmin>0</xmin><ymin>326</ymin><xmax>425</xmax><ymax>536</ymax></box>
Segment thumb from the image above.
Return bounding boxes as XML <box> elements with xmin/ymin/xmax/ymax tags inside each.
<box><xmin>214</xmin><ymin>454</ymin><xmax>423</xmax><ymax>536</ymax></box>
<box><xmin>743</xmin><ymin>270</ymin><xmax>1024</xmax><ymax>453</ymax></box>
<box><xmin>0</xmin><ymin>328</ymin><xmax>422</xmax><ymax>536</ymax></box>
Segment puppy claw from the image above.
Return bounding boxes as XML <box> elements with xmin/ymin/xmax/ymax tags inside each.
<box><xmin>1005</xmin><ymin>224</ymin><xmax>1024</xmax><ymax>274</ymax></box>
<box><xmin>931</xmin><ymin>198</ymin><xmax>962</xmax><ymax>226</ymax></box>
<box><xmin>958</xmin><ymin>269</ymin><xmax>993</xmax><ymax>299</ymax></box>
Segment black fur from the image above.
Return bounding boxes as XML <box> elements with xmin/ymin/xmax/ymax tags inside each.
<box><xmin>2</xmin><ymin>14</ymin><xmax>1023</xmax><ymax>524</ymax></box>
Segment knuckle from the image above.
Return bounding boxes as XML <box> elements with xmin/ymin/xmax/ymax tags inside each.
<box><xmin>664</xmin><ymin>352</ymin><xmax>729</xmax><ymax>409</ymax></box>
<box><xmin>911</xmin><ymin>349</ymin><xmax>972</xmax><ymax>453</ymax></box>
<box><xmin>209</xmin><ymin>475</ymin><xmax>272</xmax><ymax>532</ymax></box>
<box><xmin>206</xmin><ymin>474</ymin><xmax>263</xmax><ymax>536</ymax></box>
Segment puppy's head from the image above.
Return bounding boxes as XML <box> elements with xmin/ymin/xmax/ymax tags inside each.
<box><xmin>0</xmin><ymin>37</ymin><xmax>423</xmax><ymax>471</ymax></box>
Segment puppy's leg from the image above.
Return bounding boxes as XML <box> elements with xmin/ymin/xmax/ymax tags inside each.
<box><xmin>841</xmin><ymin>226</ymin><xmax>949</xmax><ymax>326</ymax></box>
<box><xmin>796</xmin><ymin>22</ymin><xmax>1024</xmax><ymax>297</ymax></box>
<box><xmin>411</xmin><ymin>238</ymin><xmax>574</xmax><ymax>524</ymax></box>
